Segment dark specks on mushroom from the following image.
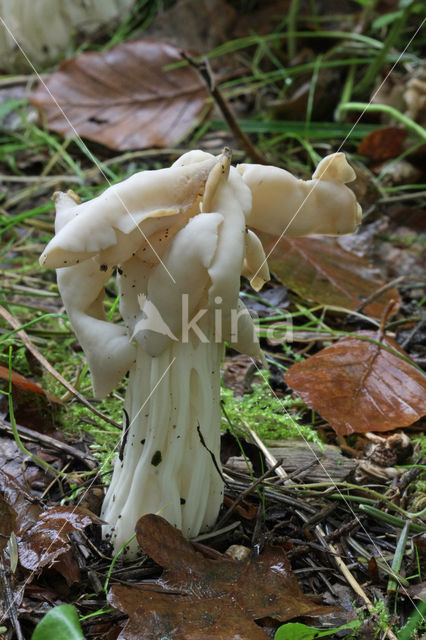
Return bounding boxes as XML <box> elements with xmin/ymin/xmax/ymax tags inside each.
<box><xmin>180</xmin><ymin>498</ymin><xmax>186</xmax><ymax>505</ymax></box>
<box><xmin>151</xmin><ymin>450</ymin><xmax>162</xmax><ymax>466</ymax></box>
<box><xmin>100</xmin><ymin>264</ymin><xmax>108</xmax><ymax>271</ymax></box>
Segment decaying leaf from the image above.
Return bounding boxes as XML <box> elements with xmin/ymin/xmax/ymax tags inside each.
<box><xmin>285</xmin><ymin>331</ymin><xmax>426</xmax><ymax>436</ymax></box>
<box><xmin>0</xmin><ymin>365</ymin><xmax>52</xmax><ymax>397</ymax></box>
<box><xmin>0</xmin><ymin>469</ymin><xmax>101</xmax><ymax>581</ymax></box>
<box><xmin>31</xmin><ymin>40</ymin><xmax>209</xmax><ymax>151</ymax></box>
<box><xmin>263</xmin><ymin>236</ymin><xmax>400</xmax><ymax>318</ymax></box>
<box><xmin>108</xmin><ymin>514</ymin><xmax>334</xmax><ymax>639</ymax></box>
<box><xmin>0</xmin><ymin>496</ymin><xmax>16</xmax><ymax>552</ymax></box>
<box><xmin>357</xmin><ymin>126</ymin><xmax>407</xmax><ymax>160</ymax></box>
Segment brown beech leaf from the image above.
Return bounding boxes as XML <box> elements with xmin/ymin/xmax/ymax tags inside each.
<box><xmin>285</xmin><ymin>331</ymin><xmax>426</xmax><ymax>436</ymax></box>
<box><xmin>262</xmin><ymin>235</ymin><xmax>400</xmax><ymax>318</ymax></box>
<box><xmin>31</xmin><ymin>40</ymin><xmax>209</xmax><ymax>151</ymax></box>
<box><xmin>358</xmin><ymin>126</ymin><xmax>407</xmax><ymax>160</ymax></box>
<box><xmin>0</xmin><ymin>469</ymin><xmax>102</xmax><ymax>581</ymax></box>
<box><xmin>108</xmin><ymin>514</ymin><xmax>334</xmax><ymax>640</ymax></box>
<box><xmin>0</xmin><ymin>496</ymin><xmax>16</xmax><ymax>552</ymax></box>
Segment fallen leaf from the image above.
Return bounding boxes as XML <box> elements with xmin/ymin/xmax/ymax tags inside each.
<box><xmin>0</xmin><ymin>469</ymin><xmax>101</xmax><ymax>581</ymax></box>
<box><xmin>31</xmin><ymin>39</ymin><xmax>209</xmax><ymax>151</ymax></box>
<box><xmin>285</xmin><ymin>331</ymin><xmax>426</xmax><ymax>435</ymax></box>
<box><xmin>0</xmin><ymin>365</ymin><xmax>51</xmax><ymax>396</ymax></box>
<box><xmin>262</xmin><ymin>235</ymin><xmax>400</xmax><ymax>318</ymax></box>
<box><xmin>108</xmin><ymin>514</ymin><xmax>334</xmax><ymax>640</ymax></box>
<box><xmin>0</xmin><ymin>364</ymin><xmax>62</xmax><ymax>433</ymax></box>
<box><xmin>358</xmin><ymin>126</ymin><xmax>407</xmax><ymax>160</ymax></box>
<box><xmin>0</xmin><ymin>496</ymin><xmax>16</xmax><ymax>551</ymax></box>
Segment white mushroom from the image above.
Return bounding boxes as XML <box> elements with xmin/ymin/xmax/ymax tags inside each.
<box><xmin>237</xmin><ymin>152</ymin><xmax>362</xmax><ymax>236</ymax></box>
<box><xmin>40</xmin><ymin>149</ymin><xmax>362</xmax><ymax>557</ymax></box>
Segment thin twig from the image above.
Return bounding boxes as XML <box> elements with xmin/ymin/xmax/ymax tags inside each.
<box><xmin>216</xmin><ymin>459</ymin><xmax>283</xmax><ymax>529</ymax></box>
<box><xmin>315</xmin><ymin>524</ymin><xmax>399</xmax><ymax>640</ymax></box>
<box><xmin>354</xmin><ymin>276</ymin><xmax>406</xmax><ymax>314</ymax></box>
<box><xmin>0</xmin><ymin>416</ymin><xmax>97</xmax><ymax>469</ymax></box>
<box><xmin>401</xmin><ymin>315</ymin><xmax>426</xmax><ymax>350</ymax></box>
<box><xmin>0</xmin><ymin>552</ymin><xmax>25</xmax><ymax>640</ymax></box>
<box><xmin>181</xmin><ymin>52</ymin><xmax>268</xmax><ymax>165</ymax></box>
<box><xmin>245</xmin><ymin>425</ymin><xmax>290</xmax><ymax>481</ymax></box>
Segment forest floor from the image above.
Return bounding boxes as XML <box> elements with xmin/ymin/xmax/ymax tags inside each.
<box><xmin>0</xmin><ymin>1</ymin><xmax>425</xmax><ymax>639</ymax></box>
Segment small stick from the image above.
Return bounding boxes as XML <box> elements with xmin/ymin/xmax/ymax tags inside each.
<box><xmin>0</xmin><ymin>551</ymin><xmax>25</xmax><ymax>640</ymax></box>
<box><xmin>0</xmin><ymin>416</ymin><xmax>97</xmax><ymax>469</ymax></box>
<box><xmin>354</xmin><ymin>276</ymin><xmax>406</xmax><ymax>314</ymax></box>
<box><xmin>245</xmin><ymin>425</ymin><xmax>290</xmax><ymax>481</ymax></box>
<box><xmin>181</xmin><ymin>52</ymin><xmax>268</xmax><ymax>165</ymax></box>
<box><xmin>401</xmin><ymin>315</ymin><xmax>426</xmax><ymax>350</ymax></box>
<box><xmin>216</xmin><ymin>459</ymin><xmax>283</xmax><ymax>529</ymax></box>
<box><xmin>315</xmin><ymin>524</ymin><xmax>399</xmax><ymax>640</ymax></box>
<box><xmin>0</xmin><ymin>305</ymin><xmax>120</xmax><ymax>429</ymax></box>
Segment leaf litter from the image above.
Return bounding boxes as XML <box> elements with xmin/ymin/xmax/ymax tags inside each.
<box><xmin>0</xmin><ymin>468</ymin><xmax>102</xmax><ymax>579</ymax></box>
<box><xmin>108</xmin><ymin>514</ymin><xmax>335</xmax><ymax>640</ymax></box>
<box><xmin>31</xmin><ymin>40</ymin><xmax>209</xmax><ymax>151</ymax></box>
<box><xmin>1</xmin><ymin>4</ymin><xmax>426</xmax><ymax>639</ymax></box>
<box><xmin>285</xmin><ymin>331</ymin><xmax>426</xmax><ymax>436</ymax></box>
<box><xmin>263</xmin><ymin>235</ymin><xmax>401</xmax><ymax>318</ymax></box>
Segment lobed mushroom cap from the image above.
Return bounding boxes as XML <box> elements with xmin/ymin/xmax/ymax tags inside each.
<box><xmin>237</xmin><ymin>153</ymin><xmax>362</xmax><ymax>237</ymax></box>
<box><xmin>39</xmin><ymin>155</ymin><xmax>219</xmax><ymax>269</ymax></box>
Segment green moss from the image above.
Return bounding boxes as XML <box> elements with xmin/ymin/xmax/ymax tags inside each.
<box><xmin>221</xmin><ymin>378</ymin><xmax>321</xmax><ymax>445</ymax></box>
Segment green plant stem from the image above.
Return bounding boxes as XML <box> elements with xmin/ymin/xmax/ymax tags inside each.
<box><xmin>103</xmin><ymin>534</ymin><xmax>137</xmax><ymax>595</ymax></box>
<box><xmin>359</xmin><ymin>505</ymin><xmax>426</xmax><ymax>534</ymax></box>
<box><xmin>339</xmin><ymin>102</ymin><xmax>426</xmax><ymax>141</ymax></box>
<box><xmin>347</xmin><ymin>535</ymin><xmax>409</xmax><ymax>586</ymax></box>
<box><xmin>335</xmin><ymin>64</ymin><xmax>355</xmax><ymax>121</ymax></box>
<box><xmin>287</xmin><ymin>0</ymin><xmax>301</xmax><ymax>60</ymax></box>
<box><xmin>387</xmin><ymin>520</ymin><xmax>410</xmax><ymax>595</ymax></box>
<box><xmin>296</xmin><ymin>481</ymin><xmax>426</xmax><ymax>522</ymax></box>
<box><xmin>398</xmin><ymin>599</ymin><xmax>426</xmax><ymax>640</ymax></box>
<box><xmin>355</xmin><ymin>3</ymin><xmax>412</xmax><ymax>95</ymax></box>
<box><xmin>0</xmin><ymin>312</ymin><xmax>64</xmax><ymax>343</ymax></box>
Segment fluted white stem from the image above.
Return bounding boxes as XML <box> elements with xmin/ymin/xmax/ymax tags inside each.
<box><xmin>101</xmin><ymin>324</ymin><xmax>224</xmax><ymax>556</ymax></box>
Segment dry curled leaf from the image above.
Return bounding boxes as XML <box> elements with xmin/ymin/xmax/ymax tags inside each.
<box><xmin>285</xmin><ymin>331</ymin><xmax>426</xmax><ymax>435</ymax></box>
<box><xmin>31</xmin><ymin>39</ymin><xmax>209</xmax><ymax>150</ymax></box>
<box><xmin>108</xmin><ymin>514</ymin><xmax>334</xmax><ymax>639</ymax></box>
<box><xmin>263</xmin><ymin>236</ymin><xmax>400</xmax><ymax>318</ymax></box>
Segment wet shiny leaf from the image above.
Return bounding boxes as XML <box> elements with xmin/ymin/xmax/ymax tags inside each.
<box><xmin>108</xmin><ymin>514</ymin><xmax>334</xmax><ymax>639</ymax></box>
<box><xmin>31</xmin><ymin>40</ymin><xmax>209</xmax><ymax>151</ymax></box>
<box><xmin>285</xmin><ymin>331</ymin><xmax>426</xmax><ymax>435</ymax></box>
<box><xmin>263</xmin><ymin>236</ymin><xmax>400</xmax><ymax>318</ymax></box>
<box><xmin>0</xmin><ymin>469</ymin><xmax>101</xmax><ymax>581</ymax></box>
